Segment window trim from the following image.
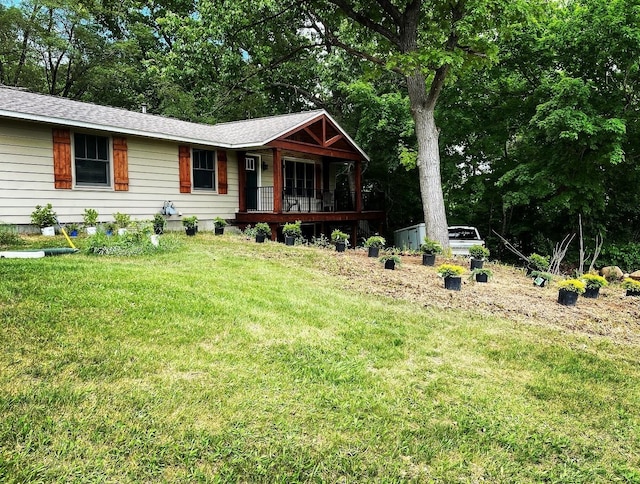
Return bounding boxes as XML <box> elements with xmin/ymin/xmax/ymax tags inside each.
<box><xmin>72</xmin><ymin>132</ymin><xmax>113</xmax><ymax>189</ymax></box>
<box><xmin>191</xmin><ymin>147</ymin><xmax>218</xmax><ymax>192</ymax></box>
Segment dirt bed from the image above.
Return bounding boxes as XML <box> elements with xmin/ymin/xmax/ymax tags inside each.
<box><xmin>317</xmin><ymin>250</ymin><xmax>640</xmax><ymax>345</ymax></box>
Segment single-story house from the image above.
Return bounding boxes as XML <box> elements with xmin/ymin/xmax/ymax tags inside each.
<box><xmin>0</xmin><ymin>86</ymin><xmax>384</xmax><ymax>241</ymax></box>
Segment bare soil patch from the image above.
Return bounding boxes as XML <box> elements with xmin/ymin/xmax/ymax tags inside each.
<box><xmin>318</xmin><ymin>250</ymin><xmax>640</xmax><ymax>345</ymax></box>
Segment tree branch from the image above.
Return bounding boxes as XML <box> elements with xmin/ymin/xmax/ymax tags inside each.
<box><xmin>324</xmin><ymin>33</ymin><xmax>404</xmax><ymax>75</ymax></box>
<box><xmin>324</xmin><ymin>0</ymin><xmax>400</xmax><ymax>47</ymax></box>
<box><xmin>375</xmin><ymin>0</ymin><xmax>402</xmax><ymax>24</ymax></box>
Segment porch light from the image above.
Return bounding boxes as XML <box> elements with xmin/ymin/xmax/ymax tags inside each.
<box><xmin>262</xmin><ymin>161</ymin><xmax>268</xmax><ymax>171</ymax></box>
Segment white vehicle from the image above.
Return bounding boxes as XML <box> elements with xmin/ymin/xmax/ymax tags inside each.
<box><xmin>448</xmin><ymin>226</ymin><xmax>485</xmax><ymax>256</ymax></box>
<box><xmin>394</xmin><ymin>223</ymin><xmax>485</xmax><ymax>255</ymax></box>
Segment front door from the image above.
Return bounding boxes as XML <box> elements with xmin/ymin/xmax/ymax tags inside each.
<box><xmin>245</xmin><ymin>155</ymin><xmax>259</xmax><ymax>210</ymax></box>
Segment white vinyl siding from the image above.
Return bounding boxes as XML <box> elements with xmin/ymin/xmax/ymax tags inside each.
<box><xmin>0</xmin><ymin>119</ymin><xmax>239</xmax><ymax>227</ymax></box>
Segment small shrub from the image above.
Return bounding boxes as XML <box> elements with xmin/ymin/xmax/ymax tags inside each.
<box><xmin>469</xmin><ymin>244</ymin><xmax>489</xmax><ymax>259</ymax></box>
<box><xmin>214</xmin><ymin>217</ymin><xmax>228</xmax><ymax>228</ymax></box>
<box><xmin>0</xmin><ymin>223</ymin><xmax>23</xmax><ymax>246</ymax></box>
<box><xmin>364</xmin><ymin>235</ymin><xmax>386</xmax><ymax>248</ymax></box>
<box><xmin>379</xmin><ymin>254</ymin><xmax>401</xmax><ymax>265</ymax></box>
<box><xmin>282</xmin><ymin>221</ymin><xmax>302</xmax><ymax>238</ymax></box>
<box><xmin>528</xmin><ymin>253</ymin><xmax>550</xmax><ymax>272</ymax></box>
<box><xmin>182</xmin><ymin>216</ymin><xmax>198</xmax><ymax>229</ymax></box>
<box><xmin>600</xmin><ymin>242</ymin><xmax>640</xmax><ymax>273</ymax></box>
<box><xmin>331</xmin><ymin>229</ymin><xmax>349</xmax><ymax>242</ymax></box>
<box><xmin>470</xmin><ymin>268</ymin><xmax>493</xmax><ymax>280</ymax></box>
<box><xmin>420</xmin><ymin>237</ymin><xmax>442</xmax><ymax>255</ymax></box>
<box><xmin>85</xmin><ymin>222</ymin><xmax>161</xmax><ymax>256</ymax></box>
<box><xmin>242</xmin><ymin>225</ymin><xmax>257</xmax><ymax>238</ymax></box>
<box><xmin>83</xmin><ymin>208</ymin><xmax>99</xmax><ymax>226</ymax></box>
<box><xmin>113</xmin><ymin>212</ymin><xmax>131</xmax><ymax>229</ymax></box>
<box><xmin>31</xmin><ymin>203</ymin><xmax>57</xmax><ymax>228</ymax></box>
<box><xmin>311</xmin><ymin>233</ymin><xmax>332</xmax><ymax>249</ymax></box>
<box><xmin>255</xmin><ymin>222</ymin><xmax>271</xmax><ymax>237</ymax></box>
<box><xmin>581</xmin><ymin>273</ymin><xmax>608</xmax><ymax>289</ymax></box>
<box><xmin>557</xmin><ymin>279</ymin><xmax>586</xmax><ymax>294</ymax></box>
<box><xmin>437</xmin><ymin>264</ymin><xmax>465</xmax><ymax>278</ymax></box>
<box><xmin>621</xmin><ymin>278</ymin><xmax>640</xmax><ymax>292</ymax></box>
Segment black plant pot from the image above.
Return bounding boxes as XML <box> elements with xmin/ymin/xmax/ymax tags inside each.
<box><xmin>583</xmin><ymin>287</ymin><xmax>600</xmax><ymax>299</ymax></box>
<box><xmin>285</xmin><ymin>236</ymin><xmax>295</xmax><ymax>246</ymax></box>
<box><xmin>444</xmin><ymin>276</ymin><xmax>462</xmax><ymax>291</ymax></box>
<box><xmin>368</xmin><ymin>247</ymin><xmax>380</xmax><ymax>258</ymax></box>
<box><xmin>214</xmin><ymin>227</ymin><xmax>224</xmax><ymax>235</ymax></box>
<box><xmin>256</xmin><ymin>234</ymin><xmax>266</xmax><ymax>243</ymax></box>
<box><xmin>185</xmin><ymin>227</ymin><xmax>196</xmax><ymax>236</ymax></box>
<box><xmin>384</xmin><ymin>259</ymin><xmax>395</xmax><ymax>270</ymax></box>
<box><xmin>470</xmin><ymin>258</ymin><xmax>484</xmax><ymax>270</ymax></box>
<box><xmin>475</xmin><ymin>273</ymin><xmax>489</xmax><ymax>283</ymax></box>
<box><xmin>558</xmin><ymin>288</ymin><xmax>579</xmax><ymax>306</ymax></box>
<box><xmin>422</xmin><ymin>253</ymin><xmax>436</xmax><ymax>266</ymax></box>
<box><xmin>335</xmin><ymin>241</ymin><xmax>346</xmax><ymax>252</ymax></box>
<box><xmin>626</xmin><ymin>290</ymin><xmax>640</xmax><ymax>297</ymax></box>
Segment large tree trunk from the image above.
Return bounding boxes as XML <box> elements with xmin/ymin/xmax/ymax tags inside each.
<box><xmin>406</xmin><ymin>72</ymin><xmax>449</xmax><ymax>249</ymax></box>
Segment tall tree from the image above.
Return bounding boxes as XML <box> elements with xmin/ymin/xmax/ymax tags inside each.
<box><xmin>303</xmin><ymin>0</ymin><xmax>530</xmax><ymax>248</ymax></box>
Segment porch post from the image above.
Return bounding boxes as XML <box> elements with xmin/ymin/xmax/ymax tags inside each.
<box><xmin>273</xmin><ymin>148</ymin><xmax>283</xmax><ymax>213</ymax></box>
<box><xmin>355</xmin><ymin>159</ymin><xmax>363</xmax><ymax>212</ymax></box>
<box><xmin>238</xmin><ymin>151</ymin><xmax>247</xmax><ymax>212</ymax></box>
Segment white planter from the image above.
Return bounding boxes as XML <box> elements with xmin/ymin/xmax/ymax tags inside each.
<box><xmin>86</xmin><ymin>226</ymin><xmax>97</xmax><ymax>235</ymax></box>
<box><xmin>41</xmin><ymin>226</ymin><xmax>55</xmax><ymax>236</ymax></box>
<box><xmin>150</xmin><ymin>234</ymin><xmax>159</xmax><ymax>247</ymax></box>
<box><xmin>117</xmin><ymin>228</ymin><xmax>127</xmax><ymax>236</ymax></box>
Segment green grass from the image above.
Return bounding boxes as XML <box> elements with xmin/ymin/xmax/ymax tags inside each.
<box><xmin>1</xmin><ymin>234</ymin><xmax>639</xmax><ymax>482</ymax></box>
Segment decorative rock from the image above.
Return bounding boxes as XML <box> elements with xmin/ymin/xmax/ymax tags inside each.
<box><xmin>600</xmin><ymin>266</ymin><xmax>623</xmax><ymax>281</ymax></box>
<box><xmin>629</xmin><ymin>270</ymin><xmax>640</xmax><ymax>281</ymax></box>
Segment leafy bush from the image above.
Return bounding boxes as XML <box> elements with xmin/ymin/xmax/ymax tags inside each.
<box><xmin>214</xmin><ymin>217</ymin><xmax>228</xmax><ymax>228</ymax></box>
<box><xmin>581</xmin><ymin>273</ymin><xmax>608</xmax><ymax>289</ymax></box>
<box><xmin>600</xmin><ymin>243</ymin><xmax>640</xmax><ymax>273</ymax></box>
<box><xmin>311</xmin><ymin>233</ymin><xmax>332</xmax><ymax>249</ymax></box>
<box><xmin>0</xmin><ymin>223</ymin><xmax>23</xmax><ymax>246</ymax></box>
<box><xmin>364</xmin><ymin>235</ymin><xmax>386</xmax><ymax>248</ymax></box>
<box><xmin>255</xmin><ymin>222</ymin><xmax>271</xmax><ymax>237</ymax></box>
<box><xmin>436</xmin><ymin>264</ymin><xmax>465</xmax><ymax>278</ymax></box>
<box><xmin>557</xmin><ymin>279</ymin><xmax>586</xmax><ymax>294</ymax></box>
<box><xmin>420</xmin><ymin>237</ymin><xmax>442</xmax><ymax>254</ymax></box>
<box><xmin>242</xmin><ymin>225</ymin><xmax>257</xmax><ymax>238</ymax></box>
<box><xmin>469</xmin><ymin>244</ymin><xmax>489</xmax><ymax>259</ymax></box>
<box><xmin>528</xmin><ymin>253</ymin><xmax>550</xmax><ymax>272</ymax></box>
<box><xmin>83</xmin><ymin>208</ymin><xmax>99</xmax><ymax>226</ymax></box>
<box><xmin>331</xmin><ymin>229</ymin><xmax>349</xmax><ymax>242</ymax></box>
<box><xmin>182</xmin><ymin>216</ymin><xmax>198</xmax><ymax>229</ymax></box>
<box><xmin>85</xmin><ymin>222</ymin><xmax>166</xmax><ymax>256</ymax></box>
<box><xmin>113</xmin><ymin>212</ymin><xmax>131</xmax><ymax>229</ymax></box>
<box><xmin>282</xmin><ymin>220</ymin><xmax>302</xmax><ymax>238</ymax></box>
<box><xmin>621</xmin><ymin>278</ymin><xmax>640</xmax><ymax>292</ymax></box>
<box><xmin>31</xmin><ymin>203</ymin><xmax>57</xmax><ymax>228</ymax></box>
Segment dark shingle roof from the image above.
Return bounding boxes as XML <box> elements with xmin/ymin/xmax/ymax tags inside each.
<box><xmin>0</xmin><ymin>87</ymin><xmax>365</xmax><ymax>157</ymax></box>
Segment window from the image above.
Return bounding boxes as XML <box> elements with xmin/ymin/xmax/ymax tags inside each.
<box><xmin>284</xmin><ymin>159</ymin><xmax>314</xmax><ymax>196</ymax></box>
<box><xmin>74</xmin><ymin>134</ymin><xmax>110</xmax><ymax>186</ymax></box>
<box><xmin>193</xmin><ymin>149</ymin><xmax>216</xmax><ymax>190</ymax></box>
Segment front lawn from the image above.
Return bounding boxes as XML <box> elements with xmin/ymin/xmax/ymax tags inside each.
<box><xmin>1</xmin><ymin>235</ymin><xmax>639</xmax><ymax>482</ymax></box>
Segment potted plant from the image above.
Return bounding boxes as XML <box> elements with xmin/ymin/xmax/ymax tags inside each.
<box><xmin>527</xmin><ymin>253</ymin><xmax>550</xmax><ymax>275</ymax></box>
<box><xmin>531</xmin><ymin>271</ymin><xmax>553</xmax><ymax>287</ymax></box>
<box><xmin>182</xmin><ymin>215</ymin><xmax>198</xmax><ymax>236</ymax></box>
<box><xmin>468</xmin><ymin>244</ymin><xmax>489</xmax><ymax>270</ymax></box>
<box><xmin>66</xmin><ymin>222</ymin><xmax>80</xmax><ymax>237</ymax></box>
<box><xmin>255</xmin><ymin>222</ymin><xmax>271</xmax><ymax>243</ymax></box>
<box><xmin>31</xmin><ymin>203</ymin><xmax>57</xmax><ymax>236</ymax></box>
<box><xmin>104</xmin><ymin>221</ymin><xmax>116</xmax><ymax>236</ymax></box>
<box><xmin>83</xmin><ymin>208</ymin><xmax>99</xmax><ymax>235</ymax></box>
<box><xmin>113</xmin><ymin>212</ymin><xmax>131</xmax><ymax>235</ymax></box>
<box><xmin>437</xmin><ymin>263</ymin><xmax>465</xmax><ymax>291</ymax></box>
<box><xmin>622</xmin><ymin>278</ymin><xmax>640</xmax><ymax>297</ymax></box>
<box><xmin>380</xmin><ymin>253</ymin><xmax>401</xmax><ymax>270</ymax></box>
<box><xmin>152</xmin><ymin>213</ymin><xmax>166</xmax><ymax>235</ymax></box>
<box><xmin>470</xmin><ymin>267</ymin><xmax>493</xmax><ymax>283</ymax></box>
<box><xmin>214</xmin><ymin>217</ymin><xmax>227</xmax><ymax>235</ymax></box>
<box><xmin>364</xmin><ymin>235</ymin><xmax>386</xmax><ymax>257</ymax></box>
<box><xmin>282</xmin><ymin>220</ymin><xmax>302</xmax><ymax>246</ymax></box>
<box><xmin>420</xmin><ymin>237</ymin><xmax>442</xmax><ymax>266</ymax></box>
<box><xmin>557</xmin><ymin>279</ymin><xmax>586</xmax><ymax>306</ymax></box>
<box><xmin>331</xmin><ymin>229</ymin><xmax>349</xmax><ymax>252</ymax></box>
<box><xmin>581</xmin><ymin>273</ymin><xmax>608</xmax><ymax>299</ymax></box>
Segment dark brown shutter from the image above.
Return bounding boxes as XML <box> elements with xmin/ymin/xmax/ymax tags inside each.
<box><xmin>113</xmin><ymin>136</ymin><xmax>129</xmax><ymax>191</ymax></box>
<box><xmin>52</xmin><ymin>129</ymin><xmax>72</xmax><ymax>189</ymax></box>
<box><xmin>218</xmin><ymin>150</ymin><xmax>228</xmax><ymax>194</ymax></box>
<box><xmin>179</xmin><ymin>145</ymin><xmax>191</xmax><ymax>193</ymax></box>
